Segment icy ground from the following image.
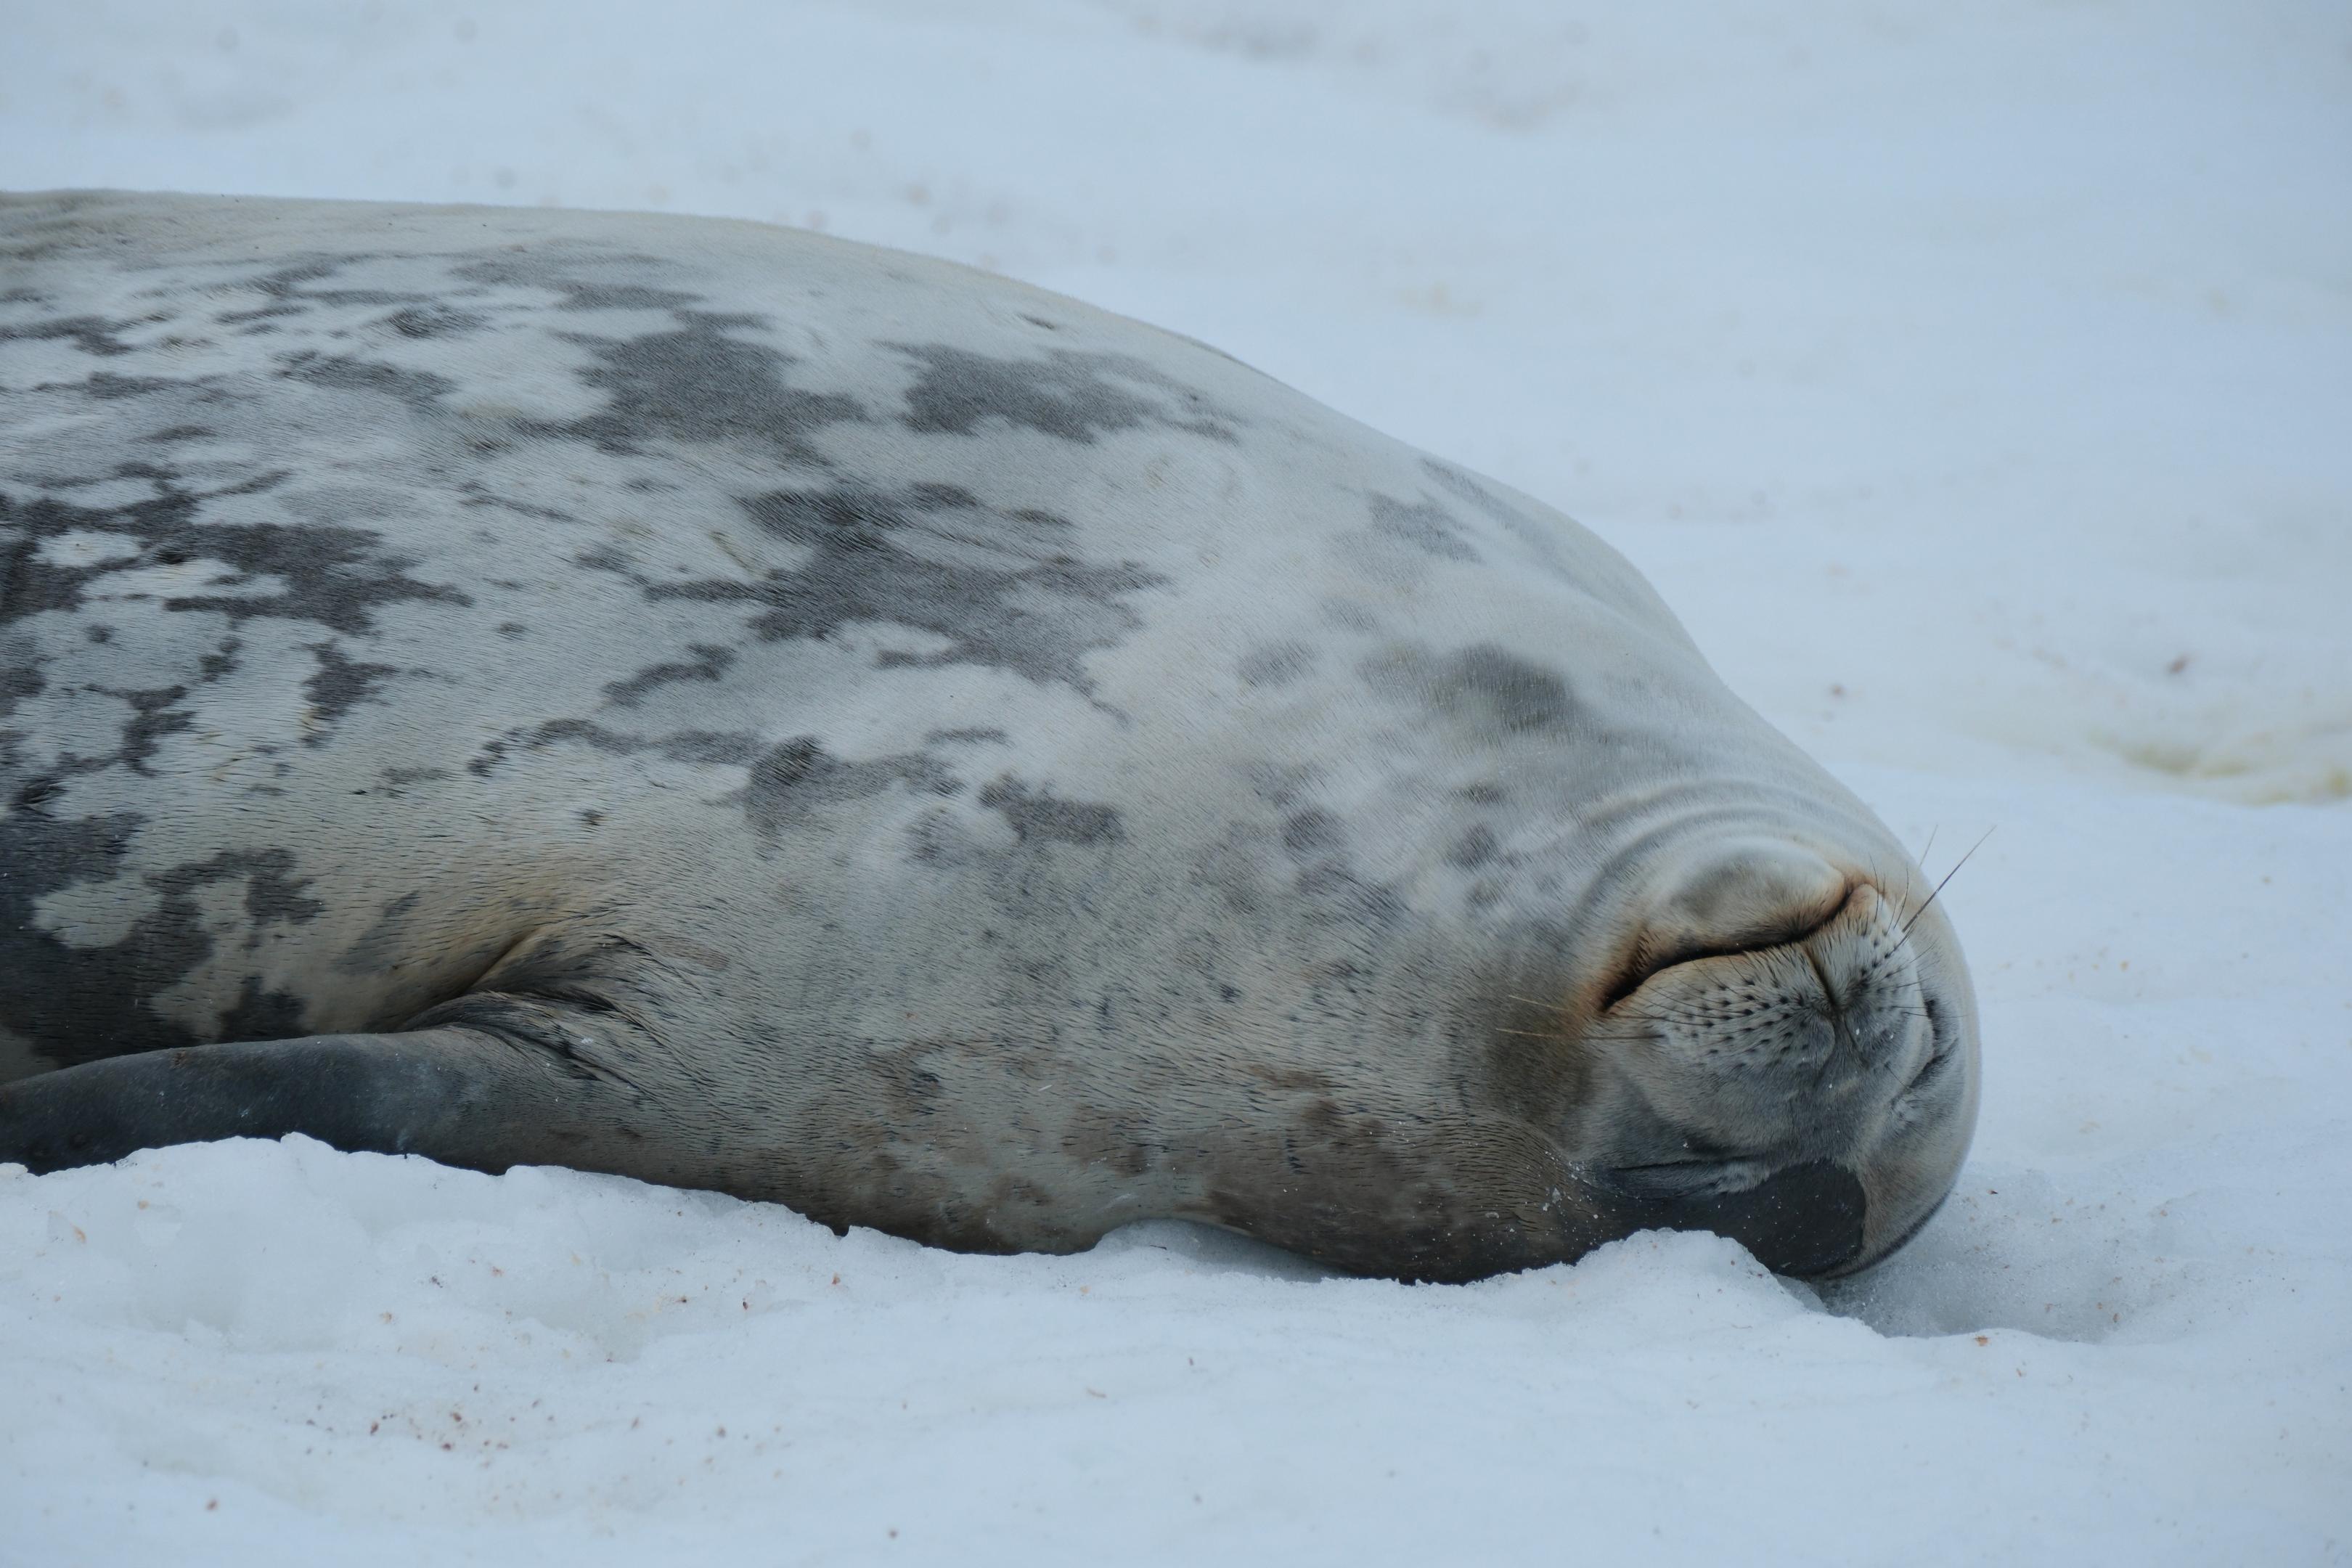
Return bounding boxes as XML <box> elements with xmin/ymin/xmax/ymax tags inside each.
<box><xmin>3</xmin><ymin>2</ymin><xmax>2349</xmax><ymax>1562</ymax></box>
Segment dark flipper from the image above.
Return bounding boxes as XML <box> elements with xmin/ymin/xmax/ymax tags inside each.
<box><xmin>0</xmin><ymin>1013</ymin><xmax>690</xmax><ymax>1183</ymax></box>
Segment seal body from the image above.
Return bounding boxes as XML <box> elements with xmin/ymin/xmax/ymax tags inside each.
<box><xmin>0</xmin><ymin>191</ymin><xmax>1978</xmax><ymax>1278</ymax></box>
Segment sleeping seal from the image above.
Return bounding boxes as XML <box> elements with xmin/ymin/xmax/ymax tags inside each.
<box><xmin>0</xmin><ymin>190</ymin><xmax>1977</xmax><ymax>1280</ymax></box>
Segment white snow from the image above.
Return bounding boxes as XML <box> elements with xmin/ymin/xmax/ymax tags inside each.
<box><xmin>4</xmin><ymin>2</ymin><xmax>2348</xmax><ymax>1561</ymax></box>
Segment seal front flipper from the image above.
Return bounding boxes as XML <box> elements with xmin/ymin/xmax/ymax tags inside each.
<box><xmin>0</xmin><ymin>1003</ymin><xmax>695</xmax><ymax>1186</ymax></box>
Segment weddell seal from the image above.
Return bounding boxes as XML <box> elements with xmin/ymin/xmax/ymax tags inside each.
<box><xmin>0</xmin><ymin>190</ymin><xmax>1978</xmax><ymax>1280</ymax></box>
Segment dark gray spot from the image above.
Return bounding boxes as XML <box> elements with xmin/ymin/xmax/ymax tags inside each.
<box><xmin>452</xmin><ymin>256</ymin><xmax>699</xmax><ymax>315</ymax></box>
<box><xmin>976</xmin><ymin>777</ymin><xmax>1124</xmax><ymax>847</ymax></box>
<box><xmin>603</xmin><ymin>642</ymin><xmax>735</xmax><ymax>708</ymax></box>
<box><xmin>1367</xmin><ymin>494</ymin><xmax>1477</xmax><ymax>563</ymax></box>
<box><xmin>78</xmin><ymin>372</ymin><xmax>197</xmax><ymax>400</ymax></box>
<box><xmin>0</xmin><ymin>827</ymin><xmax>324</xmax><ymax>1069</ymax></box>
<box><xmin>1282</xmin><ymin>809</ymin><xmax>1344</xmax><ymax>857</ymax></box>
<box><xmin>0</xmin><ymin>635</ymin><xmax>43</xmax><ymax>717</ymax></box>
<box><xmin>522</xmin><ymin>719</ymin><xmax>762</xmax><ymax>767</ymax></box>
<box><xmin>1255</xmin><ymin>794</ymin><xmax>1405</xmax><ymax>932</ymax></box>
<box><xmin>745</xmin><ymin>736</ymin><xmax>962</xmax><ymax>837</ymax></box>
<box><xmin>1238</xmin><ymin>640</ymin><xmax>1317</xmax><ymax>688</ymax></box>
<box><xmin>903</xmin><ymin>809</ymin><xmax>968</xmax><ymax>867</ymax></box>
<box><xmin>1421</xmin><ymin>458</ymin><xmax>1576</xmax><ymax>574</ymax></box>
<box><xmin>907</xmin><ymin>481</ymin><xmax>980</xmax><ymax>510</ymax></box>
<box><xmin>217</xmin><ymin>974</ymin><xmax>308</xmax><ymax>1041</ymax></box>
<box><xmin>1447</xmin><ymin>824</ymin><xmax>1499</xmax><ymax>869</ymax></box>
<box><xmin>230</xmin><ymin>849</ymin><xmax>327</xmax><ymax>926</ymax></box>
<box><xmin>0</xmin><ymin>812</ymin><xmax>163</xmax><ymax>1063</ymax></box>
<box><xmin>891</xmin><ymin>344</ymin><xmax>1237</xmax><ymax>445</ymax></box>
<box><xmin>302</xmin><ymin>642</ymin><xmax>398</xmax><ymax>743</ymax></box>
<box><xmin>197</xmin><ymin>637</ymin><xmax>240</xmax><ymax>683</ymax></box>
<box><xmin>385</xmin><ymin>304</ymin><xmax>486</xmax><ymax>339</ymax></box>
<box><xmin>335</xmin><ymin>889</ymin><xmax>422</xmax><ymax>977</ymax></box>
<box><xmin>652</xmin><ymin>486</ymin><xmax>1166</xmax><ymax>698</ymax></box>
<box><xmin>1362</xmin><ymin>642</ymin><xmax>1575</xmax><ymax>736</ymax></box>
<box><xmin>1445</xmin><ymin>645</ymin><xmax>1572</xmax><ymax>731</ymax></box>
<box><xmin>92</xmin><ymin>684</ymin><xmax>192</xmax><ymax>776</ymax></box>
<box><xmin>237</xmin><ymin>255</ymin><xmax>438</xmax><ymax>313</ymax></box>
<box><xmin>0</xmin><ymin>470</ymin><xmax>470</xmax><ymax>635</ymax></box>
<box><xmin>279</xmin><ymin>351</ymin><xmax>458</xmax><ymax>414</ymax></box>
<box><xmin>553</xmin><ymin>312</ymin><xmax>863</xmax><ymax>463</ymax></box>
<box><xmin>0</xmin><ymin>315</ymin><xmax>141</xmax><ymax>358</ymax></box>
<box><xmin>1419</xmin><ymin>459</ymin><xmax>1517</xmax><ymax>519</ymax></box>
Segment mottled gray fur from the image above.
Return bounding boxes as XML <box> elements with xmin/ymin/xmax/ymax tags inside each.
<box><xmin>0</xmin><ymin>192</ymin><xmax>1978</xmax><ymax>1278</ymax></box>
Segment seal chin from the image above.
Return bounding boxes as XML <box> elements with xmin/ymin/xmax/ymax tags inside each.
<box><xmin>1599</xmin><ymin>1158</ymin><xmax>1869</xmax><ymax>1278</ymax></box>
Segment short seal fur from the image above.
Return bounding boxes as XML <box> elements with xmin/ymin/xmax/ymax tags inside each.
<box><xmin>0</xmin><ymin>191</ymin><xmax>1978</xmax><ymax>1279</ymax></box>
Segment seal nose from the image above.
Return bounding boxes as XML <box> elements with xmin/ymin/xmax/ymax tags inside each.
<box><xmin>1625</xmin><ymin>836</ymin><xmax>1850</xmax><ymax>992</ymax></box>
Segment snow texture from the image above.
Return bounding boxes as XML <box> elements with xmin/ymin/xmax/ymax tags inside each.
<box><xmin>3</xmin><ymin>1</ymin><xmax>2348</xmax><ymax>1562</ymax></box>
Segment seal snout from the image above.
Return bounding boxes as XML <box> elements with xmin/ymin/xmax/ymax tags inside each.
<box><xmin>1601</xmin><ymin>870</ymin><xmax>1937</xmax><ymax>1138</ymax></box>
<box><xmin>1576</xmin><ymin>844</ymin><xmax>1970</xmax><ymax>1275</ymax></box>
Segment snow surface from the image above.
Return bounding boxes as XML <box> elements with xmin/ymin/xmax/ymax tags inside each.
<box><xmin>4</xmin><ymin>1</ymin><xmax>2348</xmax><ymax>1561</ymax></box>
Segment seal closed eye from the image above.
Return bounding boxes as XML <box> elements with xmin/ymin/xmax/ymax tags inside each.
<box><xmin>0</xmin><ymin>189</ymin><xmax>1979</xmax><ymax>1281</ymax></box>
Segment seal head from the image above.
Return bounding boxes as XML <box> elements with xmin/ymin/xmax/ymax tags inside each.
<box><xmin>1575</xmin><ymin>846</ymin><xmax>1975</xmax><ymax>1275</ymax></box>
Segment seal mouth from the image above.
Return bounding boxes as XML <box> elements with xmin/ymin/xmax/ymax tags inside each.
<box><xmin>1605</xmin><ymin>1153</ymin><xmax>1769</xmax><ymax>1196</ymax></box>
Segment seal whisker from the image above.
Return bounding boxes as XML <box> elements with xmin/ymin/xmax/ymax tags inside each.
<box><xmin>1905</xmin><ymin>824</ymin><xmax>1937</xmax><ymax>915</ymax></box>
<box><xmin>1903</xmin><ymin>827</ymin><xmax>1996</xmax><ymax>938</ymax></box>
